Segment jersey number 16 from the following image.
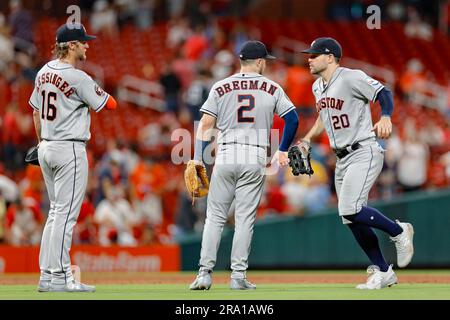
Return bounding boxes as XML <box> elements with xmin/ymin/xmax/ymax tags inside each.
<box><xmin>41</xmin><ymin>90</ymin><xmax>57</xmax><ymax>121</ymax></box>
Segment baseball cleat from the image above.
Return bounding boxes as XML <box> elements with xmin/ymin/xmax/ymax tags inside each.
<box><xmin>37</xmin><ymin>280</ymin><xmax>51</xmax><ymax>292</ymax></box>
<box><xmin>49</xmin><ymin>281</ymin><xmax>96</xmax><ymax>292</ymax></box>
<box><xmin>230</xmin><ymin>278</ymin><xmax>256</xmax><ymax>290</ymax></box>
<box><xmin>189</xmin><ymin>270</ymin><xmax>212</xmax><ymax>290</ymax></box>
<box><xmin>356</xmin><ymin>265</ymin><xmax>397</xmax><ymax>290</ymax></box>
<box><xmin>390</xmin><ymin>221</ymin><xmax>414</xmax><ymax>268</ymax></box>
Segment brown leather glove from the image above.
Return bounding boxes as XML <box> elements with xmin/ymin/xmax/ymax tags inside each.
<box><xmin>184</xmin><ymin>160</ymin><xmax>209</xmax><ymax>204</ymax></box>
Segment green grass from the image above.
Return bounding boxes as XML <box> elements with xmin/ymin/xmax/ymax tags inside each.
<box><xmin>1</xmin><ymin>270</ymin><xmax>449</xmax><ymax>300</ymax></box>
<box><xmin>1</xmin><ymin>283</ymin><xmax>449</xmax><ymax>300</ymax></box>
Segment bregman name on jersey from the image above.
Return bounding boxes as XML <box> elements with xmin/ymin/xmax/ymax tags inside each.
<box><xmin>215</xmin><ymin>80</ymin><xmax>278</xmax><ymax>97</ymax></box>
<box><xmin>36</xmin><ymin>72</ymin><xmax>75</xmax><ymax>97</ymax></box>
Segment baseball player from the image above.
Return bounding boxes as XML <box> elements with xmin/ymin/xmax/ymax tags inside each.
<box><xmin>29</xmin><ymin>23</ymin><xmax>117</xmax><ymax>292</ymax></box>
<box><xmin>189</xmin><ymin>40</ymin><xmax>299</xmax><ymax>290</ymax></box>
<box><xmin>298</xmin><ymin>37</ymin><xmax>414</xmax><ymax>289</ymax></box>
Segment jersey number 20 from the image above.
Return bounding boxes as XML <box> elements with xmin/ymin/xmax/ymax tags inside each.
<box><xmin>237</xmin><ymin>95</ymin><xmax>255</xmax><ymax>123</ymax></box>
<box><xmin>41</xmin><ymin>90</ymin><xmax>57</xmax><ymax>121</ymax></box>
<box><xmin>332</xmin><ymin>114</ymin><xmax>350</xmax><ymax>130</ymax></box>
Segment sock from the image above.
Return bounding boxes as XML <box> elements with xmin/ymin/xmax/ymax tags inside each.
<box><xmin>345</xmin><ymin>206</ymin><xmax>403</xmax><ymax>237</ymax></box>
<box><xmin>348</xmin><ymin>222</ymin><xmax>390</xmax><ymax>272</ymax></box>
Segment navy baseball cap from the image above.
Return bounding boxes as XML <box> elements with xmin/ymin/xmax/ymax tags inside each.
<box><xmin>56</xmin><ymin>23</ymin><xmax>96</xmax><ymax>43</ymax></box>
<box><xmin>301</xmin><ymin>37</ymin><xmax>342</xmax><ymax>58</ymax></box>
<box><xmin>239</xmin><ymin>41</ymin><xmax>276</xmax><ymax>60</ymax></box>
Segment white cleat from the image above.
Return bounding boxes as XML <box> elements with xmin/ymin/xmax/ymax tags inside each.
<box><xmin>356</xmin><ymin>265</ymin><xmax>398</xmax><ymax>290</ymax></box>
<box><xmin>390</xmin><ymin>221</ymin><xmax>414</xmax><ymax>268</ymax></box>
<box><xmin>189</xmin><ymin>270</ymin><xmax>212</xmax><ymax>290</ymax></box>
<box><xmin>50</xmin><ymin>281</ymin><xmax>96</xmax><ymax>292</ymax></box>
<box><xmin>37</xmin><ymin>280</ymin><xmax>51</xmax><ymax>293</ymax></box>
<box><xmin>230</xmin><ymin>278</ymin><xmax>256</xmax><ymax>290</ymax></box>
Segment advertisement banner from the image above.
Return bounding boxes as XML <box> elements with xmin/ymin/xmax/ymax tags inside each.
<box><xmin>0</xmin><ymin>245</ymin><xmax>180</xmax><ymax>273</ymax></box>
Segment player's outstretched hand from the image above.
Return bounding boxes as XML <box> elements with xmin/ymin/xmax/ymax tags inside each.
<box><xmin>271</xmin><ymin>150</ymin><xmax>289</xmax><ymax>167</ymax></box>
<box><xmin>372</xmin><ymin>116</ymin><xmax>392</xmax><ymax>139</ymax></box>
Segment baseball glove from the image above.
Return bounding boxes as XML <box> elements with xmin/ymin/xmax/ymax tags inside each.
<box><xmin>184</xmin><ymin>160</ymin><xmax>209</xmax><ymax>204</ymax></box>
<box><xmin>288</xmin><ymin>141</ymin><xmax>314</xmax><ymax>176</ymax></box>
<box><xmin>25</xmin><ymin>145</ymin><xmax>40</xmax><ymax>166</ymax></box>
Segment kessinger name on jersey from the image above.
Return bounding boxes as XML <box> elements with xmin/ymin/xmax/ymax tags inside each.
<box><xmin>36</xmin><ymin>71</ymin><xmax>75</xmax><ymax>98</ymax></box>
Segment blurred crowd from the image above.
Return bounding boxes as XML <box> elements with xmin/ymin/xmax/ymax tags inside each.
<box><xmin>0</xmin><ymin>0</ymin><xmax>449</xmax><ymax>247</ymax></box>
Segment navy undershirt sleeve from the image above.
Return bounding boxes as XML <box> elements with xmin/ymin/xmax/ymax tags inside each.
<box><xmin>376</xmin><ymin>87</ymin><xmax>394</xmax><ymax>116</ymax></box>
<box><xmin>279</xmin><ymin>109</ymin><xmax>299</xmax><ymax>152</ymax></box>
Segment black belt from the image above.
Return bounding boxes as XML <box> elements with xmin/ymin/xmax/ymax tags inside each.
<box><xmin>43</xmin><ymin>138</ymin><xmax>86</xmax><ymax>143</ymax></box>
<box><xmin>333</xmin><ymin>142</ymin><xmax>362</xmax><ymax>159</ymax></box>
<box><xmin>221</xmin><ymin>142</ymin><xmax>266</xmax><ymax>149</ymax></box>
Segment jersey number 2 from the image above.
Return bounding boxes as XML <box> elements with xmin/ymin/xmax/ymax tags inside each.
<box><xmin>332</xmin><ymin>114</ymin><xmax>350</xmax><ymax>130</ymax></box>
<box><xmin>237</xmin><ymin>95</ymin><xmax>255</xmax><ymax>123</ymax></box>
<box><xmin>41</xmin><ymin>90</ymin><xmax>57</xmax><ymax>121</ymax></box>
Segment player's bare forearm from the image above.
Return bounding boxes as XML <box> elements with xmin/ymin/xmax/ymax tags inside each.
<box><xmin>196</xmin><ymin>113</ymin><xmax>216</xmax><ymax>141</ymax></box>
<box><xmin>303</xmin><ymin>116</ymin><xmax>325</xmax><ymax>142</ymax></box>
<box><xmin>33</xmin><ymin>110</ymin><xmax>41</xmax><ymax>142</ymax></box>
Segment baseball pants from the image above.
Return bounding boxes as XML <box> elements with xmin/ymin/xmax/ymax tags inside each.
<box><xmin>335</xmin><ymin>142</ymin><xmax>384</xmax><ymax>224</ymax></box>
<box><xmin>38</xmin><ymin>140</ymin><xmax>88</xmax><ymax>284</ymax></box>
<box><xmin>198</xmin><ymin>144</ymin><xmax>266</xmax><ymax>279</ymax></box>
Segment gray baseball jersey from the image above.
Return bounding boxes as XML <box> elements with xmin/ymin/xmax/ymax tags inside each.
<box><xmin>29</xmin><ymin>59</ymin><xmax>109</xmax><ymax>286</ymax></box>
<box><xmin>200</xmin><ymin>72</ymin><xmax>295</xmax><ymax>148</ymax></box>
<box><xmin>29</xmin><ymin>59</ymin><xmax>109</xmax><ymax>141</ymax></box>
<box><xmin>312</xmin><ymin>67</ymin><xmax>384</xmax><ymax>149</ymax></box>
<box><xmin>311</xmin><ymin>67</ymin><xmax>385</xmax><ymax>223</ymax></box>
<box><xmin>197</xmin><ymin>72</ymin><xmax>295</xmax><ymax>278</ymax></box>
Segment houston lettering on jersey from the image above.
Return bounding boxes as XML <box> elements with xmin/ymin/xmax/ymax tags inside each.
<box><xmin>316</xmin><ymin>97</ymin><xmax>344</xmax><ymax>112</ymax></box>
<box><xmin>37</xmin><ymin>72</ymin><xmax>75</xmax><ymax>97</ymax></box>
<box><xmin>215</xmin><ymin>80</ymin><xmax>278</xmax><ymax>97</ymax></box>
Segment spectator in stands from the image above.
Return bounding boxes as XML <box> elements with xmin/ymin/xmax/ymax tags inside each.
<box><xmin>281</xmin><ymin>170</ymin><xmax>307</xmax><ymax>216</ymax></box>
<box><xmin>114</xmin><ymin>0</ymin><xmax>140</xmax><ymax>28</ymax></box>
<box><xmin>73</xmin><ymin>195</ymin><xmax>97</xmax><ymax>244</ymax></box>
<box><xmin>166</xmin><ymin>0</ymin><xmax>185</xmax><ymax>19</ymax></box>
<box><xmin>2</xmin><ymin>103</ymin><xmax>33</xmax><ymax>172</ymax></box>
<box><xmin>135</xmin><ymin>0</ymin><xmax>155</xmax><ymax>30</ymax></box>
<box><xmin>398</xmin><ymin>58</ymin><xmax>427</xmax><ymax>102</ymax></box>
<box><xmin>404</xmin><ymin>6</ymin><xmax>433</xmax><ymax>41</ymax></box>
<box><xmin>0</xmin><ymin>172</ymin><xmax>20</xmax><ymax>206</ymax></box>
<box><xmin>4</xmin><ymin>196</ymin><xmax>42</xmax><ymax>246</ymax></box>
<box><xmin>94</xmin><ymin>185</ymin><xmax>138</xmax><ymax>246</ymax></box>
<box><xmin>377</xmin><ymin>131</ymin><xmax>400</xmax><ymax>199</ymax></box>
<box><xmin>166</xmin><ymin>17</ymin><xmax>192</xmax><ymax>49</ymax></box>
<box><xmin>129</xmin><ymin>157</ymin><xmax>164</xmax><ymax>228</ymax></box>
<box><xmin>211</xmin><ymin>49</ymin><xmax>235</xmax><ymax>81</ymax></box>
<box><xmin>259</xmin><ymin>174</ymin><xmax>290</xmax><ymax>217</ymax></box>
<box><xmin>90</xmin><ymin>0</ymin><xmax>119</xmax><ymax>36</ymax></box>
<box><xmin>284</xmin><ymin>55</ymin><xmax>315</xmax><ymax>116</ymax></box>
<box><xmin>395</xmin><ymin>118</ymin><xmax>430</xmax><ymax>192</ymax></box>
<box><xmin>172</xmin><ymin>179</ymin><xmax>207</xmax><ymax>238</ymax></box>
<box><xmin>182</xmin><ymin>24</ymin><xmax>209</xmax><ymax>62</ymax></box>
<box><xmin>418</xmin><ymin>118</ymin><xmax>445</xmax><ymax>148</ymax></box>
<box><xmin>19</xmin><ymin>164</ymin><xmax>44</xmax><ymax>205</ymax></box>
<box><xmin>0</xmin><ymin>13</ymin><xmax>14</xmax><ymax>75</ymax></box>
<box><xmin>94</xmin><ymin>153</ymin><xmax>126</xmax><ymax>206</ymax></box>
<box><xmin>7</xmin><ymin>0</ymin><xmax>34</xmax><ymax>54</ymax></box>
<box><xmin>184</xmin><ymin>68</ymin><xmax>211</xmax><ymax>121</ymax></box>
<box><xmin>159</xmin><ymin>62</ymin><xmax>183</xmax><ymax>115</ymax></box>
<box><xmin>282</xmin><ymin>159</ymin><xmax>331</xmax><ymax>216</ymax></box>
